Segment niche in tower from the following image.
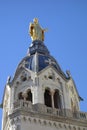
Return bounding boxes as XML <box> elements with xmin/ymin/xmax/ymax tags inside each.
<box><xmin>54</xmin><ymin>90</ymin><xmax>61</xmax><ymax>109</ymax></box>
<box><xmin>18</xmin><ymin>92</ymin><xmax>24</xmax><ymax>100</ymax></box>
<box><xmin>44</xmin><ymin>88</ymin><xmax>52</xmax><ymax>107</ymax></box>
<box><xmin>26</xmin><ymin>89</ymin><xmax>32</xmax><ymax>102</ymax></box>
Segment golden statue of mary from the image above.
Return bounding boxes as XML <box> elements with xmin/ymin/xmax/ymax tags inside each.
<box><xmin>29</xmin><ymin>18</ymin><xmax>47</xmax><ymax>41</ymax></box>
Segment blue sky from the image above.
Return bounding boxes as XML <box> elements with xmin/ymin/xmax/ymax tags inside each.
<box><xmin>0</xmin><ymin>0</ymin><xmax>87</xmax><ymax>129</ymax></box>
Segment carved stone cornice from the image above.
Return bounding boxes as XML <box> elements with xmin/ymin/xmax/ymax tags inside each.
<box><xmin>9</xmin><ymin>105</ymin><xmax>87</xmax><ymax>127</ymax></box>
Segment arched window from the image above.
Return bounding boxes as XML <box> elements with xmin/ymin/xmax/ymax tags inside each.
<box><xmin>26</xmin><ymin>90</ymin><xmax>32</xmax><ymax>102</ymax></box>
<box><xmin>18</xmin><ymin>92</ymin><xmax>24</xmax><ymax>100</ymax></box>
<box><xmin>54</xmin><ymin>90</ymin><xmax>61</xmax><ymax>109</ymax></box>
<box><xmin>44</xmin><ymin>88</ymin><xmax>52</xmax><ymax>107</ymax></box>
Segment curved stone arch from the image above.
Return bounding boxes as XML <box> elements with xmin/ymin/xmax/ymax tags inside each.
<box><xmin>25</xmin><ymin>89</ymin><xmax>32</xmax><ymax>102</ymax></box>
<box><xmin>44</xmin><ymin>87</ymin><xmax>52</xmax><ymax>107</ymax></box>
<box><xmin>54</xmin><ymin>89</ymin><xmax>61</xmax><ymax>109</ymax></box>
<box><xmin>44</xmin><ymin>87</ymin><xmax>51</xmax><ymax>93</ymax></box>
<box><xmin>44</xmin><ymin>86</ymin><xmax>62</xmax><ymax>109</ymax></box>
<box><xmin>42</xmin><ymin>82</ymin><xmax>62</xmax><ymax>95</ymax></box>
<box><xmin>18</xmin><ymin>92</ymin><xmax>24</xmax><ymax>100</ymax></box>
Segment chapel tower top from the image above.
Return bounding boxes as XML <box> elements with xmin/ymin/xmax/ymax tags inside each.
<box><xmin>1</xmin><ymin>18</ymin><xmax>87</xmax><ymax>130</ymax></box>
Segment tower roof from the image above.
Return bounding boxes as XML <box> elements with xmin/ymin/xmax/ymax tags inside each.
<box><xmin>14</xmin><ymin>40</ymin><xmax>68</xmax><ymax>80</ymax></box>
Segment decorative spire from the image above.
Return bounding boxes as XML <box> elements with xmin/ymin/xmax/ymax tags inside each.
<box><xmin>29</xmin><ymin>18</ymin><xmax>47</xmax><ymax>41</ymax></box>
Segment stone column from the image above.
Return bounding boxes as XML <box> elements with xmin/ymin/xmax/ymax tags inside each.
<box><xmin>41</xmin><ymin>88</ymin><xmax>45</xmax><ymax>104</ymax></box>
<box><xmin>60</xmin><ymin>82</ymin><xmax>65</xmax><ymax>109</ymax></box>
<box><xmin>51</xmin><ymin>90</ymin><xmax>55</xmax><ymax>108</ymax></box>
<box><xmin>32</xmin><ymin>87</ymin><xmax>38</xmax><ymax>104</ymax></box>
<box><xmin>60</xmin><ymin>93</ymin><xmax>63</xmax><ymax>108</ymax></box>
<box><xmin>22</xmin><ymin>92</ymin><xmax>28</xmax><ymax>101</ymax></box>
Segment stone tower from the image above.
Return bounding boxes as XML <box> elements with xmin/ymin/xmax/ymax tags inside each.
<box><xmin>1</xmin><ymin>19</ymin><xmax>87</xmax><ymax>130</ymax></box>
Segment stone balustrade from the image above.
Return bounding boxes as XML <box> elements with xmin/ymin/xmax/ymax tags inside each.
<box><xmin>13</xmin><ymin>100</ymin><xmax>87</xmax><ymax>120</ymax></box>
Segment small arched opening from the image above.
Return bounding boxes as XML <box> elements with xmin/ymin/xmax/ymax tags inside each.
<box><xmin>18</xmin><ymin>92</ymin><xmax>24</xmax><ymax>100</ymax></box>
<box><xmin>54</xmin><ymin>90</ymin><xmax>61</xmax><ymax>109</ymax></box>
<box><xmin>44</xmin><ymin>88</ymin><xmax>52</xmax><ymax>107</ymax></box>
<box><xmin>26</xmin><ymin>89</ymin><xmax>32</xmax><ymax>102</ymax></box>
